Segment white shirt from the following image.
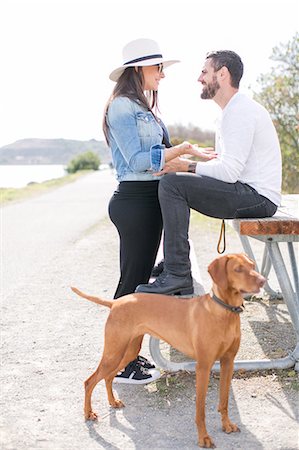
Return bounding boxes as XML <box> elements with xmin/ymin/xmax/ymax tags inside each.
<box><xmin>195</xmin><ymin>92</ymin><xmax>282</xmax><ymax>206</ymax></box>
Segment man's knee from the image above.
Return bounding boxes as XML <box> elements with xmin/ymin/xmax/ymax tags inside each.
<box><xmin>161</xmin><ymin>172</ymin><xmax>178</xmax><ymax>184</ymax></box>
<box><xmin>159</xmin><ymin>173</ymin><xmax>179</xmax><ymax>193</ymax></box>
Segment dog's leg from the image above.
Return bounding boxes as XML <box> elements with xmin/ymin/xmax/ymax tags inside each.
<box><xmin>84</xmin><ymin>337</ymin><xmax>132</xmax><ymax>419</ymax></box>
<box><xmin>113</xmin><ymin>335</ymin><xmax>144</xmax><ymax>375</ymax></box>
<box><xmin>84</xmin><ymin>362</ymin><xmax>105</xmax><ymax>420</ymax></box>
<box><xmin>84</xmin><ymin>354</ymin><xmax>130</xmax><ymax>419</ymax></box>
<box><xmin>195</xmin><ymin>364</ymin><xmax>215</xmax><ymax>449</ymax></box>
<box><xmin>122</xmin><ymin>335</ymin><xmax>144</xmax><ymax>362</ymax></box>
<box><xmin>105</xmin><ymin>377</ymin><xmax>125</xmax><ymax>408</ymax></box>
<box><xmin>218</xmin><ymin>354</ymin><xmax>240</xmax><ymax>434</ymax></box>
<box><xmin>84</xmin><ymin>332</ymin><xmax>144</xmax><ymax>419</ymax></box>
<box><xmin>104</xmin><ymin>336</ymin><xmax>144</xmax><ymax>408</ymax></box>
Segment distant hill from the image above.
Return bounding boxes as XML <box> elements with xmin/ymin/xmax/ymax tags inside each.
<box><xmin>0</xmin><ymin>138</ymin><xmax>112</xmax><ymax>165</ymax></box>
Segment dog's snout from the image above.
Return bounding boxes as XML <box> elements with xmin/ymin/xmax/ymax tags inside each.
<box><xmin>256</xmin><ymin>274</ymin><xmax>266</xmax><ymax>287</ymax></box>
<box><xmin>249</xmin><ymin>267</ymin><xmax>266</xmax><ymax>287</ymax></box>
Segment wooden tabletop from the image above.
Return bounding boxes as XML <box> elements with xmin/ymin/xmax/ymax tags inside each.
<box><xmin>232</xmin><ymin>194</ymin><xmax>299</xmax><ymax>236</ymax></box>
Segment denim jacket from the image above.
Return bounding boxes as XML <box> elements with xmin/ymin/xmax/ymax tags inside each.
<box><xmin>107</xmin><ymin>96</ymin><xmax>169</xmax><ymax>181</ymax></box>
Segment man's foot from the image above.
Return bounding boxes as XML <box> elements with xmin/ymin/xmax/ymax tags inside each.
<box><xmin>136</xmin><ymin>272</ymin><xmax>194</xmax><ymax>296</ymax></box>
<box><xmin>151</xmin><ymin>260</ymin><xmax>164</xmax><ymax>278</ymax></box>
<box><xmin>113</xmin><ymin>360</ymin><xmax>160</xmax><ymax>385</ymax></box>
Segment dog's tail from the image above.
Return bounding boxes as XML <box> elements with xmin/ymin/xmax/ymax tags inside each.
<box><xmin>71</xmin><ymin>287</ymin><xmax>113</xmax><ymax>309</ymax></box>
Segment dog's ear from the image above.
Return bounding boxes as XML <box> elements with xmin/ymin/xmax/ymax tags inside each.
<box><xmin>242</xmin><ymin>252</ymin><xmax>255</xmax><ymax>266</ymax></box>
<box><xmin>208</xmin><ymin>255</ymin><xmax>229</xmax><ymax>290</ymax></box>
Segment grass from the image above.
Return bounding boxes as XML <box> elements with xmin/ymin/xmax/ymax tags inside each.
<box><xmin>190</xmin><ymin>210</ymin><xmax>236</xmax><ymax>236</ymax></box>
<box><xmin>0</xmin><ymin>170</ymin><xmax>93</xmax><ymax>205</ymax></box>
<box><xmin>190</xmin><ymin>210</ymin><xmax>221</xmax><ymax>232</ymax></box>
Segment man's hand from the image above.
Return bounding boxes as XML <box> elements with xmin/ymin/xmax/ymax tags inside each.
<box><xmin>155</xmin><ymin>157</ymin><xmax>191</xmax><ymax>175</ymax></box>
<box><xmin>156</xmin><ymin>144</ymin><xmax>218</xmax><ymax>175</ymax></box>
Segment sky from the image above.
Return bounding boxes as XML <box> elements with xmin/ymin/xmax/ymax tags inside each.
<box><xmin>1</xmin><ymin>0</ymin><xmax>298</xmax><ymax>148</ymax></box>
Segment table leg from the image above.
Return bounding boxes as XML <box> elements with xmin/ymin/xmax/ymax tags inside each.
<box><xmin>266</xmin><ymin>241</ymin><xmax>299</xmax><ymax>370</ymax></box>
<box><xmin>288</xmin><ymin>242</ymin><xmax>299</xmax><ymax>302</ymax></box>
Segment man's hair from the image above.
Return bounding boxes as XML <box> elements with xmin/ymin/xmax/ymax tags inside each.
<box><xmin>206</xmin><ymin>50</ymin><xmax>244</xmax><ymax>88</ymax></box>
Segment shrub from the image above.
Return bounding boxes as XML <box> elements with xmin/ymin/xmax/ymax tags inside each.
<box><xmin>66</xmin><ymin>151</ymin><xmax>100</xmax><ymax>173</ymax></box>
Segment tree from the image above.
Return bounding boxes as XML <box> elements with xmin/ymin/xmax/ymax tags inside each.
<box><xmin>66</xmin><ymin>151</ymin><xmax>101</xmax><ymax>173</ymax></box>
<box><xmin>253</xmin><ymin>32</ymin><xmax>299</xmax><ymax>193</ymax></box>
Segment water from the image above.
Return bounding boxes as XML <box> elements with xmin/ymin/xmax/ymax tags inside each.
<box><xmin>0</xmin><ymin>165</ymin><xmax>67</xmax><ymax>188</ymax></box>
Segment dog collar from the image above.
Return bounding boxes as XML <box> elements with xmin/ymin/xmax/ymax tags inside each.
<box><xmin>211</xmin><ymin>291</ymin><xmax>244</xmax><ymax>314</ymax></box>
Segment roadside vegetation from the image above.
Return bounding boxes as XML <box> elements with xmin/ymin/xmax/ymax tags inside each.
<box><xmin>1</xmin><ymin>151</ymin><xmax>102</xmax><ymax>206</ymax></box>
<box><xmin>66</xmin><ymin>151</ymin><xmax>100</xmax><ymax>173</ymax></box>
<box><xmin>253</xmin><ymin>32</ymin><xmax>299</xmax><ymax>193</ymax></box>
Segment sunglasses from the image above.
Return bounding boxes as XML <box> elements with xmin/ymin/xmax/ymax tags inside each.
<box><xmin>156</xmin><ymin>63</ymin><xmax>164</xmax><ymax>74</ymax></box>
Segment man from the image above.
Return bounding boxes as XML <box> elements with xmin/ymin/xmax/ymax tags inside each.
<box><xmin>136</xmin><ymin>50</ymin><xmax>282</xmax><ymax>296</ymax></box>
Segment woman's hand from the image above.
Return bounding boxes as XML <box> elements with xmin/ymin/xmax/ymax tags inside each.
<box><xmin>173</xmin><ymin>141</ymin><xmax>194</xmax><ymax>155</ymax></box>
<box><xmin>164</xmin><ymin>141</ymin><xmax>193</xmax><ymax>162</ymax></box>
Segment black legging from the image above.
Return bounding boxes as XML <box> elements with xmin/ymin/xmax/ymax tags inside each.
<box><xmin>108</xmin><ymin>181</ymin><xmax>163</xmax><ymax>299</ymax></box>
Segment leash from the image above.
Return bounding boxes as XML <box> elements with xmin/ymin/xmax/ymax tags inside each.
<box><xmin>217</xmin><ymin>219</ymin><xmax>226</xmax><ymax>254</ymax></box>
<box><xmin>211</xmin><ymin>291</ymin><xmax>244</xmax><ymax>314</ymax></box>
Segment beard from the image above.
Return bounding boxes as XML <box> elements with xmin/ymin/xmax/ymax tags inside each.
<box><xmin>201</xmin><ymin>75</ymin><xmax>220</xmax><ymax>99</ymax></box>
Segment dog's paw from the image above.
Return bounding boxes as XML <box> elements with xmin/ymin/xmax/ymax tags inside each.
<box><xmin>198</xmin><ymin>435</ymin><xmax>216</xmax><ymax>448</ymax></box>
<box><xmin>110</xmin><ymin>399</ymin><xmax>125</xmax><ymax>409</ymax></box>
<box><xmin>85</xmin><ymin>411</ymin><xmax>98</xmax><ymax>421</ymax></box>
<box><xmin>222</xmin><ymin>420</ymin><xmax>240</xmax><ymax>433</ymax></box>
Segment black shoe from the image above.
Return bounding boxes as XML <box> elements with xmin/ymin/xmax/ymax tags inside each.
<box><xmin>136</xmin><ymin>272</ymin><xmax>193</xmax><ymax>296</ymax></box>
<box><xmin>113</xmin><ymin>360</ymin><xmax>160</xmax><ymax>385</ymax></box>
<box><xmin>135</xmin><ymin>355</ymin><xmax>155</xmax><ymax>369</ymax></box>
<box><xmin>151</xmin><ymin>260</ymin><xmax>164</xmax><ymax>278</ymax></box>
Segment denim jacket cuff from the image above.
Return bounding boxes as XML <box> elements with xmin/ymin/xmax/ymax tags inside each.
<box><xmin>150</xmin><ymin>144</ymin><xmax>165</xmax><ymax>172</ymax></box>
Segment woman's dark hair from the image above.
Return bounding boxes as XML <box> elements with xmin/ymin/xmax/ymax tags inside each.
<box><xmin>206</xmin><ymin>50</ymin><xmax>244</xmax><ymax>88</ymax></box>
<box><xmin>102</xmin><ymin>67</ymin><xmax>159</xmax><ymax>145</ymax></box>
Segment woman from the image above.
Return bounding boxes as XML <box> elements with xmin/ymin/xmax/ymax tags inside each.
<box><xmin>103</xmin><ymin>38</ymin><xmax>205</xmax><ymax>384</ymax></box>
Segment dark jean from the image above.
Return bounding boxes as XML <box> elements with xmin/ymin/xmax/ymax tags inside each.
<box><xmin>109</xmin><ymin>181</ymin><xmax>162</xmax><ymax>298</ymax></box>
<box><xmin>158</xmin><ymin>173</ymin><xmax>278</xmax><ymax>276</ymax></box>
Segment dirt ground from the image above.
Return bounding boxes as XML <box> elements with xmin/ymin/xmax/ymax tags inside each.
<box><xmin>1</xmin><ymin>177</ymin><xmax>299</xmax><ymax>450</ymax></box>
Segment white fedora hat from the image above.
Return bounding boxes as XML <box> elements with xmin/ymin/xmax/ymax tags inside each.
<box><xmin>109</xmin><ymin>38</ymin><xmax>180</xmax><ymax>82</ymax></box>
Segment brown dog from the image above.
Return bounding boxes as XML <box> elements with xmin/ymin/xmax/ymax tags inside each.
<box><xmin>71</xmin><ymin>253</ymin><xmax>265</xmax><ymax>448</ymax></box>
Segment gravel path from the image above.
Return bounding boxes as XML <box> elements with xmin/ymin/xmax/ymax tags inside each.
<box><xmin>1</xmin><ymin>171</ymin><xmax>298</xmax><ymax>450</ymax></box>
